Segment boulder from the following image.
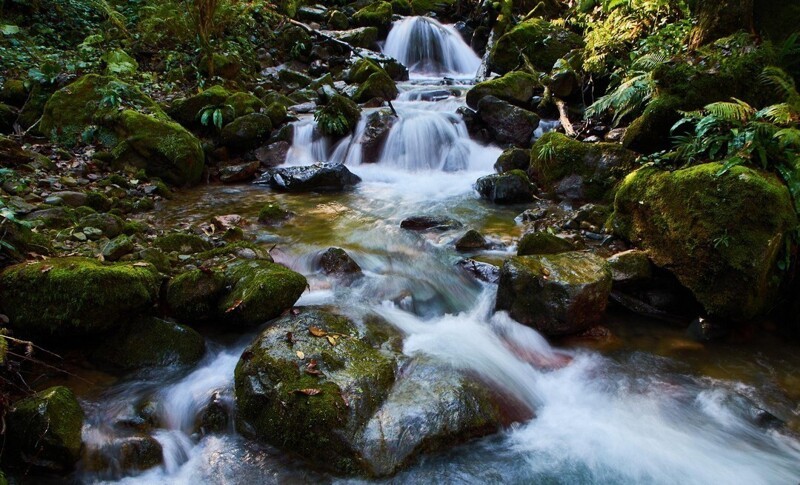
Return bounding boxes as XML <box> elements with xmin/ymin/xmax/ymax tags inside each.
<box><xmin>353</xmin><ymin>1</ymin><xmax>393</xmax><ymax>35</ymax></box>
<box><xmin>327</xmin><ymin>27</ymin><xmax>379</xmax><ymax>49</ymax></box>
<box><xmin>0</xmin><ymin>258</ymin><xmax>160</xmax><ymax>338</ymax></box>
<box><xmin>314</xmin><ymin>95</ymin><xmax>362</xmax><ymax>138</ymax></box>
<box><xmin>529</xmin><ymin>132</ymin><xmax>636</xmax><ymax>201</ymax></box>
<box><xmin>489</xmin><ymin>19</ymin><xmax>583</xmax><ymax>74</ymax></box>
<box><xmin>354</xmin><ymin>71</ymin><xmax>398</xmax><ymax>103</ymax></box>
<box><xmin>5</xmin><ymin>386</ymin><xmax>84</xmax><ymax>472</ymax></box>
<box><xmin>477</xmin><ymin>96</ymin><xmax>539</xmax><ymax>147</ymax></box>
<box><xmin>328</xmin><ymin>10</ymin><xmax>349</xmax><ymax>30</ymax></box>
<box><xmin>475</xmin><ymin>170</ymin><xmax>535</xmax><ymax>204</ymax></box>
<box><xmin>455</xmin><ymin>230</ymin><xmax>488</xmax><ymax>251</ymax></box>
<box><xmin>517</xmin><ymin>232</ymin><xmax>575</xmax><ymax>256</ymax></box>
<box><xmin>91</xmin><ymin>317</ymin><xmax>205</xmax><ymax>370</ymax></box>
<box><xmin>166</xmin><ymin>268</ymin><xmax>227</xmax><ymax>322</ymax></box>
<box><xmin>219</xmin><ymin>260</ymin><xmax>307</xmax><ymax>326</ymax></box>
<box><xmin>154</xmin><ymin>232</ymin><xmax>212</xmax><ymax>254</ymax></box>
<box><xmin>167</xmin><ymin>85</ymin><xmax>232</xmax><ymax>127</ymax></box>
<box><xmin>220</xmin><ymin>113</ymin><xmax>272</xmax><ymax>150</ymax></box>
<box><xmin>101</xmin><ymin>235</ymin><xmax>135</xmax><ymax>261</ymax></box>
<box><xmin>79</xmin><ymin>213</ymin><xmax>125</xmax><ymax>238</ymax></box>
<box><xmin>359</xmin><ymin>109</ymin><xmax>396</xmax><ymax>163</ymax></box>
<box><xmin>494</xmin><ymin>148</ymin><xmax>531</xmax><ymax>174</ymax></box>
<box><xmin>400</xmin><ymin>215</ymin><xmax>462</xmax><ymax>231</ymax></box>
<box><xmin>219</xmin><ymin>161</ymin><xmax>261</xmax><ymax>183</ymax></box>
<box><xmin>318</xmin><ymin>247</ymin><xmax>362</xmax><ymax>278</ymax></box>
<box><xmin>466</xmin><ymin>71</ymin><xmax>540</xmax><ymax>110</ymax></box>
<box><xmin>234</xmin><ymin>308</ymin><xmax>396</xmax><ymax>474</ymax></box>
<box><xmin>612</xmin><ymin>163</ymin><xmax>797</xmax><ymax>321</ymax></box>
<box><xmin>495</xmin><ymin>252</ymin><xmax>612</xmax><ymax>336</ymax></box>
<box><xmin>457</xmin><ymin>259</ymin><xmax>500</xmax><ymax>283</ymax></box>
<box><xmin>255</xmin><ymin>163</ymin><xmax>362</xmax><ymax>192</ymax></box>
<box><xmin>256</xmin><ymin>141</ymin><xmax>291</xmax><ymax>167</ymax></box>
<box><xmin>84</xmin><ymin>435</ymin><xmax>163</xmax><ymax>474</ymax></box>
<box><xmin>607</xmin><ymin>250</ymin><xmax>653</xmax><ymax>284</ymax></box>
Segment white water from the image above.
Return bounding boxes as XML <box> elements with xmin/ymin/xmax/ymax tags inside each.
<box><xmin>383</xmin><ymin>16</ymin><xmax>481</xmax><ymax>78</ymax></box>
<box><xmin>80</xmin><ymin>16</ymin><xmax>800</xmax><ymax>485</ymax></box>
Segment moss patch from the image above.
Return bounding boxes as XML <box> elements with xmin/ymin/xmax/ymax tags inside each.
<box><xmin>219</xmin><ymin>260</ymin><xmax>307</xmax><ymax>326</ymax></box>
<box><xmin>466</xmin><ymin>71</ymin><xmax>540</xmax><ymax>110</ymax></box>
<box><xmin>489</xmin><ymin>19</ymin><xmax>583</xmax><ymax>74</ymax></box>
<box><xmin>167</xmin><ymin>269</ymin><xmax>227</xmax><ymax>322</ymax></box>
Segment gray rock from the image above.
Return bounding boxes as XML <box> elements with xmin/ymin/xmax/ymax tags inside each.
<box><xmin>255</xmin><ymin>163</ymin><xmax>361</xmax><ymax>192</ymax></box>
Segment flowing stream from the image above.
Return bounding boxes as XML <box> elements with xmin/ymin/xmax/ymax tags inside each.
<box><xmin>74</xmin><ymin>16</ymin><xmax>800</xmax><ymax>485</ymax></box>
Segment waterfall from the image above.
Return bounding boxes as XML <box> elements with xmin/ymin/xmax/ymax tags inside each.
<box><xmin>383</xmin><ymin>16</ymin><xmax>481</xmax><ymax>77</ymax></box>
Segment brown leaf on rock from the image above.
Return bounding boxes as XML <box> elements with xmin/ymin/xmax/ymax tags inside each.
<box><xmin>294</xmin><ymin>388</ymin><xmax>322</xmax><ymax>396</ymax></box>
<box><xmin>226</xmin><ymin>299</ymin><xmax>243</xmax><ymax>313</ymax></box>
<box><xmin>327</xmin><ymin>335</ymin><xmax>337</xmax><ymax>346</ymax></box>
<box><xmin>309</xmin><ymin>326</ymin><xmax>328</xmax><ymax>337</ymax></box>
<box><xmin>305</xmin><ymin>359</ymin><xmax>322</xmax><ymax>376</ymax></box>
<box><xmin>40</xmin><ymin>265</ymin><xmax>53</xmax><ymax>273</ymax></box>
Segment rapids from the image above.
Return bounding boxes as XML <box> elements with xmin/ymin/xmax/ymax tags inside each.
<box><xmin>73</xmin><ymin>16</ymin><xmax>800</xmax><ymax>485</ymax></box>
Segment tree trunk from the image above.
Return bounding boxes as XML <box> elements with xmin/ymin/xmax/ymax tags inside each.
<box><xmin>688</xmin><ymin>0</ymin><xmax>754</xmax><ymax>50</ymax></box>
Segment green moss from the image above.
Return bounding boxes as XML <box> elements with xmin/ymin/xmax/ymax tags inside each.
<box><xmin>353</xmin><ymin>2</ymin><xmax>393</xmax><ymax>32</ymax></box>
<box><xmin>220</xmin><ymin>113</ymin><xmax>272</xmax><ymax>149</ymax></box>
<box><xmin>154</xmin><ymin>233</ymin><xmax>212</xmax><ymax>254</ymax></box>
<box><xmin>166</xmin><ymin>269</ymin><xmax>227</xmax><ymax>321</ymax></box>
<box><xmin>622</xmin><ymin>95</ymin><xmax>683</xmax><ymax>154</ymax></box>
<box><xmin>0</xmin><ymin>257</ymin><xmax>160</xmax><ymax>337</ymax></box>
<box><xmin>262</xmin><ymin>91</ymin><xmax>296</xmax><ymax>109</ymax></box>
<box><xmin>227</xmin><ymin>92</ymin><xmax>266</xmax><ymax>118</ymax></box>
<box><xmin>612</xmin><ymin>163</ymin><xmax>797</xmax><ymax>321</ymax></box>
<box><xmin>195</xmin><ymin>241</ymin><xmax>271</xmax><ymax>261</ymax></box>
<box><xmin>489</xmin><ymin>19</ymin><xmax>583</xmax><ymax>74</ymax></box>
<box><xmin>411</xmin><ymin>0</ymin><xmax>456</xmax><ymax>15</ymax></box>
<box><xmin>220</xmin><ymin>260</ymin><xmax>307</xmax><ymax>326</ymax></box>
<box><xmin>354</xmin><ymin>71</ymin><xmax>398</xmax><ymax>103</ymax></box>
<box><xmin>91</xmin><ymin>317</ymin><xmax>205</xmax><ymax>370</ymax></box>
<box><xmin>348</xmin><ymin>58</ymin><xmax>383</xmax><ymax>84</ymax></box>
<box><xmin>466</xmin><ymin>71</ymin><xmax>541</xmax><ymax>110</ymax></box>
<box><xmin>517</xmin><ymin>232</ymin><xmax>575</xmax><ymax>256</ymax></box>
<box><xmin>266</xmin><ymin>102</ymin><xmax>287</xmax><ymax>127</ymax></box>
<box><xmin>6</xmin><ymin>386</ymin><xmax>84</xmax><ymax>471</ymax></box>
<box><xmin>167</xmin><ymin>85</ymin><xmax>232</xmax><ymax>126</ymax></box>
<box><xmin>139</xmin><ymin>248</ymin><xmax>173</xmax><ymax>273</ymax></box>
<box><xmin>234</xmin><ymin>308</ymin><xmax>396</xmax><ymax>474</ymax></box>
<box><xmin>315</xmin><ymin>95</ymin><xmax>362</xmax><ymax>137</ymax></box>
<box><xmin>530</xmin><ymin>132</ymin><xmax>636</xmax><ymax>201</ymax></box>
<box><xmin>391</xmin><ymin>0</ymin><xmax>412</xmax><ymax>15</ymax></box>
<box><xmin>84</xmin><ymin>191</ymin><xmax>113</xmax><ymax>212</ymax></box>
<box><xmin>258</xmin><ymin>202</ymin><xmax>292</xmax><ymax>224</ymax></box>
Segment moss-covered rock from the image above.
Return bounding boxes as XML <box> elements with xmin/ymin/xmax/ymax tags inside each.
<box><xmin>315</xmin><ymin>94</ymin><xmax>362</xmax><ymax>137</ymax></box>
<box><xmin>354</xmin><ymin>71</ymin><xmax>398</xmax><ymax>103</ymax></box>
<box><xmin>466</xmin><ymin>71</ymin><xmax>540</xmax><ymax>110</ymax></box>
<box><xmin>529</xmin><ymin>132</ymin><xmax>636</xmax><ymax>201</ymax></box>
<box><xmin>227</xmin><ymin>92</ymin><xmax>267</xmax><ymax>118</ymax></box>
<box><xmin>455</xmin><ymin>230</ymin><xmax>488</xmax><ymax>251</ymax></box>
<box><xmin>607</xmin><ymin>249</ymin><xmax>653</xmax><ymax>284</ymax></box>
<box><xmin>517</xmin><ymin>232</ymin><xmax>575</xmax><ymax>256</ymax></box>
<box><xmin>332</xmin><ymin>26</ymin><xmax>379</xmax><ymax>49</ymax></box>
<box><xmin>475</xmin><ymin>169</ymin><xmax>535</xmax><ymax>204</ymax></box>
<box><xmin>353</xmin><ymin>1</ymin><xmax>393</xmax><ymax>35</ymax></box>
<box><xmin>612</xmin><ymin>162</ymin><xmax>797</xmax><ymax>321</ymax></box>
<box><xmin>495</xmin><ymin>252</ymin><xmax>612</xmax><ymax>336</ymax></box>
<box><xmin>489</xmin><ymin>19</ymin><xmax>583</xmax><ymax>74</ymax></box>
<box><xmin>5</xmin><ymin>386</ymin><xmax>84</xmax><ymax>472</ymax></box>
<box><xmin>154</xmin><ymin>233</ymin><xmax>212</xmax><ymax>254</ymax></box>
<box><xmin>235</xmin><ymin>308</ymin><xmax>396</xmax><ymax>474</ymax></box>
<box><xmin>101</xmin><ymin>234</ymin><xmax>135</xmax><ymax>261</ymax></box>
<box><xmin>265</xmin><ymin>102</ymin><xmax>288</xmax><ymax>127</ymax></box>
<box><xmin>91</xmin><ymin>317</ymin><xmax>205</xmax><ymax>370</ymax></box>
<box><xmin>220</xmin><ymin>113</ymin><xmax>272</xmax><ymax>150</ymax></box>
<box><xmin>167</xmin><ymin>85</ymin><xmax>232</xmax><ymax>127</ymax></box>
<box><xmin>166</xmin><ymin>269</ymin><xmax>227</xmax><ymax>322</ymax></box>
<box><xmin>258</xmin><ymin>201</ymin><xmax>293</xmax><ymax>225</ymax></box>
<box><xmin>494</xmin><ymin>147</ymin><xmax>531</xmax><ymax>173</ymax></box>
<box><xmin>0</xmin><ymin>258</ymin><xmax>160</xmax><ymax>338</ymax></box>
<box><xmin>328</xmin><ymin>10</ymin><xmax>349</xmax><ymax>30</ymax></box>
<box><xmin>0</xmin><ymin>102</ymin><xmax>17</xmax><ymax>134</ymax></box>
<box><xmin>219</xmin><ymin>260</ymin><xmax>307</xmax><ymax>326</ymax></box>
<box><xmin>411</xmin><ymin>0</ymin><xmax>456</xmax><ymax>15</ymax></box>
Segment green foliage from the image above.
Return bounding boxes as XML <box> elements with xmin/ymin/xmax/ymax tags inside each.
<box><xmin>198</xmin><ymin>103</ymin><xmax>234</xmax><ymax>130</ymax></box>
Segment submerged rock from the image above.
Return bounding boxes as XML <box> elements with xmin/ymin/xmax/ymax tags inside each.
<box><xmin>457</xmin><ymin>259</ymin><xmax>500</xmax><ymax>283</ymax></box>
<box><xmin>5</xmin><ymin>386</ymin><xmax>84</xmax><ymax>472</ymax></box>
<box><xmin>359</xmin><ymin>109</ymin><xmax>396</xmax><ymax>163</ymax></box>
<box><xmin>400</xmin><ymin>215</ymin><xmax>463</xmax><ymax>231</ymax></box>
<box><xmin>255</xmin><ymin>163</ymin><xmax>362</xmax><ymax>192</ymax></box>
<box><xmin>455</xmin><ymin>230</ymin><xmax>489</xmax><ymax>251</ymax></box>
<box><xmin>612</xmin><ymin>163</ymin><xmax>797</xmax><ymax>322</ymax></box>
<box><xmin>475</xmin><ymin>170</ymin><xmax>535</xmax><ymax>204</ymax></box>
<box><xmin>0</xmin><ymin>258</ymin><xmax>160</xmax><ymax>338</ymax></box>
<box><xmin>495</xmin><ymin>252</ymin><xmax>612</xmax><ymax>336</ymax></box>
<box><xmin>318</xmin><ymin>247</ymin><xmax>362</xmax><ymax>279</ymax></box>
<box><xmin>84</xmin><ymin>435</ymin><xmax>163</xmax><ymax>474</ymax></box>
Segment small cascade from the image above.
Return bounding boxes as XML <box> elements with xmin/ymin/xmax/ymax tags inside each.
<box><xmin>383</xmin><ymin>16</ymin><xmax>481</xmax><ymax>77</ymax></box>
<box><xmin>284</xmin><ymin>120</ymin><xmax>329</xmax><ymax>166</ymax></box>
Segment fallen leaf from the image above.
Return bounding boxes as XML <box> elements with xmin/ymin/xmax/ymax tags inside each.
<box><xmin>305</xmin><ymin>359</ymin><xmax>322</xmax><ymax>376</ymax></box>
<box><xmin>296</xmin><ymin>350</ymin><xmax>305</xmax><ymax>359</ymax></box>
<box><xmin>40</xmin><ymin>265</ymin><xmax>53</xmax><ymax>273</ymax></box>
<box><xmin>309</xmin><ymin>326</ymin><xmax>327</xmax><ymax>337</ymax></box>
<box><xmin>327</xmin><ymin>336</ymin><xmax>336</xmax><ymax>346</ymax></box>
<box><xmin>226</xmin><ymin>299</ymin><xmax>243</xmax><ymax>313</ymax></box>
<box><xmin>294</xmin><ymin>388</ymin><xmax>322</xmax><ymax>396</ymax></box>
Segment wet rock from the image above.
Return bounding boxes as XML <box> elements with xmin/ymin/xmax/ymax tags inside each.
<box><xmin>318</xmin><ymin>247</ymin><xmax>362</xmax><ymax>278</ymax></box>
<box><xmin>612</xmin><ymin>163</ymin><xmax>797</xmax><ymax>322</ymax></box>
<box><xmin>517</xmin><ymin>232</ymin><xmax>575</xmax><ymax>256</ymax></box>
<box><xmin>457</xmin><ymin>259</ymin><xmax>500</xmax><ymax>283</ymax></box>
<box><xmin>220</xmin><ymin>114</ymin><xmax>272</xmax><ymax>150</ymax></box>
<box><xmin>101</xmin><ymin>235</ymin><xmax>134</xmax><ymax>261</ymax></box>
<box><xmin>477</xmin><ymin>96</ymin><xmax>540</xmax><ymax>147</ymax></box>
<box><xmin>687</xmin><ymin>316</ymin><xmax>729</xmax><ymax>343</ymax></box>
<box><xmin>327</xmin><ymin>10</ymin><xmax>349</xmax><ymax>30</ymax></box>
<box><xmin>494</xmin><ymin>147</ymin><xmax>531</xmax><ymax>174</ymax></box>
<box><xmin>0</xmin><ymin>258</ymin><xmax>160</xmax><ymax>338</ymax></box>
<box><xmin>167</xmin><ymin>268</ymin><xmax>227</xmax><ymax>322</ymax></box>
<box><xmin>466</xmin><ymin>71</ymin><xmax>540</xmax><ymax>110</ymax></box>
<box><xmin>607</xmin><ymin>250</ymin><xmax>653</xmax><ymax>284</ymax></box>
<box><xmin>84</xmin><ymin>435</ymin><xmax>163</xmax><ymax>474</ymax></box>
<box><xmin>255</xmin><ymin>163</ymin><xmax>361</xmax><ymax>192</ymax></box>
<box><xmin>354</xmin><ymin>71</ymin><xmax>398</xmax><ymax>103</ymax></box>
<box><xmin>327</xmin><ymin>27</ymin><xmax>379</xmax><ymax>49</ymax></box>
<box><xmin>196</xmin><ymin>392</ymin><xmax>232</xmax><ymax>435</ymax></box>
<box><xmin>255</xmin><ymin>141</ymin><xmax>290</xmax><ymax>167</ymax></box>
<box><xmin>91</xmin><ymin>317</ymin><xmax>205</xmax><ymax>370</ymax></box>
<box><xmin>219</xmin><ymin>161</ymin><xmax>261</xmax><ymax>184</ymax></box>
<box><xmin>496</xmin><ymin>252</ymin><xmax>612</xmax><ymax>336</ymax></box>
<box><xmin>529</xmin><ymin>132</ymin><xmax>636</xmax><ymax>202</ymax></box>
<box><xmin>5</xmin><ymin>386</ymin><xmax>84</xmax><ymax>472</ymax></box>
<box><xmin>314</xmin><ymin>94</ymin><xmax>362</xmax><ymax>138</ymax></box>
<box><xmin>154</xmin><ymin>232</ymin><xmax>212</xmax><ymax>254</ymax></box>
<box><xmin>400</xmin><ymin>215</ymin><xmax>463</xmax><ymax>231</ymax></box>
<box><xmin>353</xmin><ymin>1</ymin><xmax>393</xmax><ymax>35</ymax></box>
<box><xmin>489</xmin><ymin>18</ymin><xmax>583</xmax><ymax>74</ymax></box>
<box><xmin>258</xmin><ymin>201</ymin><xmax>292</xmax><ymax>224</ymax></box>
<box><xmin>234</xmin><ymin>308</ymin><xmax>397</xmax><ymax>474</ymax></box>
<box><xmin>355</xmin><ymin>358</ymin><xmax>503</xmax><ymax>476</ymax></box>
<box><xmin>219</xmin><ymin>260</ymin><xmax>307</xmax><ymax>326</ymax></box>
<box><xmin>475</xmin><ymin>170</ymin><xmax>535</xmax><ymax>204</ymax></box>
<box><xmin>455</xmin><ymin>230</ymin><xmax>488</xmax><ymax>252</ymax></box>
<box><xmin>24</xmin><ymin>207</ymin><xmax>75</xmax><ymax>229</ymax></box>
<box><xmin>360</xmin><ymin>109</ymin><xmax>396</xmax><ymax>163</ymax></box>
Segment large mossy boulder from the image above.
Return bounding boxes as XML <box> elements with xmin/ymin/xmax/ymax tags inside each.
<box><xmin>0</xmin><ymin>258</ymin><xmax>160</xmax><ymax>338</ymax></box>
<box><xmin>475</xmin><ymin>170</ymin><xmax>535</xmax><ymax>204</ymax></box>
<box><xmin>621</xmin><ymin>95</ymin><xmax>682</xmax><ymax>153</ymax></box>
<box><xmin>489</xmin><ymin>19</ymin><xmax>583</xmax><ymax>74</ymax></box>
<box><xmin>517</xmin><ymin>232</ymin><xmax>575</xmax><ymax>256</ymax></box>
<box><xmin>166</xmin><ymin>268</ymin><xmax>227</xmax><ymax>322</ymax></box>
<box><xmin>495</xmin><ymin>252</ymin><xmax>612</xmax><ymax>336</ymax></box>
<box><xmin>612</xmin><ymin>163</ymin><xmax>797</xmax><ymax>322</ymax></box>
<box><xmin>477</xmin><ymin>96</ymin><xmax>540</xmax><ymax>147</ymax></box>
<box><xmin>315</xmin><ymin>94</ymin><xmax>362</xmax><ymax>138</ymax></box>
<box><xmin>90</xmin><ymin>317</ymin><xmax>206</xmax><ymax>370</ymax></box>
<box><xmin>353</xmin><ymin>1</ymin><xmax>393</xmax><ymax>35</ymax></box>
<box><xmin>354</xmin><ymin>71</ymin><xmax>398</xmax><ymax>103</ymax></box>
<box><xmin>5</xmin><ymin>386</ymin><xmax>84</xmax><ymax>472</ymax></box>
<box><xmin>219</xmin><ymin>260</ymin><xmax>307</xmax><ymax>326</ymax></box>
<box><xmin>466</xmin><ymin>71</ymin><xmax>540</xmax><ymax>110</ymax></box>
<box><xmin>529</xmin><ymin>132</ymin><xmax>636</xmax><ymax>201</ymax></box>
<box><xmin>40</xmin><ymin>75</ymin><xmax>204</xmax><ymax>186</ymax></box>
<box><xmin>220</xmin><ymin>113</ymin><xmax>273</xmax><ymax>150</ymax></box>
<box><xmin>235</xmin><ymin>308</ymin><xmax>397</xmax><ymax>474</ymax></box>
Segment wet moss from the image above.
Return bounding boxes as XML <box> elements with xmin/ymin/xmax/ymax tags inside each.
<box><xmin>466</xmin><ymin>71</ymin><xmax>541</xmax><ymax>110</ymax></box>
<box><xmin>219</xmin><ymin>260</ymin><xmax>307</xmax><ymax>326</ymax></box>
<box><xmin>227</xmin><ymin>91</ymin><xmax>266</xmax><ymax>118</ymax></box>
<box><xmin>316</xmin><ymin>94</ymin><xmax>362</xmax><ymax>137</ymax></box>
<box><xmin>266</xmin><ymin>102</ymin><xmax>288</xmax><ymax>127</ymax></box>
<box><xmin>154</xmin><ymin>232</ymin><xmax>212</xmax><ymax>254</ymax></box>
<box><xmin>354</xmin><ymin>71</ymin><xmax>398</xmax><ymax>103</ymax></box>
<box><xmin>195</xmin><ymin>241</ymin><xmax>272</xmax><ymax>261</ymax></box>
<box><xmin>0</xmin><ymin>257</ymin><xmax>160</xmax><ymax>338</ymax></box>
<box><xmin>517</xmin><ymin>232</ymin><xmax>575</xmax><ymax>256</ymax></box>
<box><xmin>612</xmin><ymin>163</ymin><xmax>797</xmax><ymax>321</ymax></box>
<box><xmin>353</xmin><ymin>2</ymin><xmax>393</xmax><ymax>32</ymax></box>
<box><xmin>166</xmin><ymin>269</ymin><xmax>227</xmax><ymax>322</ymax></box>
<box><xmin>258</xmin><ymin>201</ymin><xmax>292</xmax><ymax>224</ymax></box>
<box><xmin>489</xmin><ymin>18</ymin><xmax>583</xmax><ymax>74</ymax></box>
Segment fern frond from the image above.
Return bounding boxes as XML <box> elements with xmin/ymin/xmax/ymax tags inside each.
<box><xmin>703</xmin><ymin>99</ymin><xmax>755</xmax><ymax>123</ymax></box>
<box><xmin>775</xmin><ymin>128</ymin><xmax>800</xmax><ymax>149</ymax></box>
